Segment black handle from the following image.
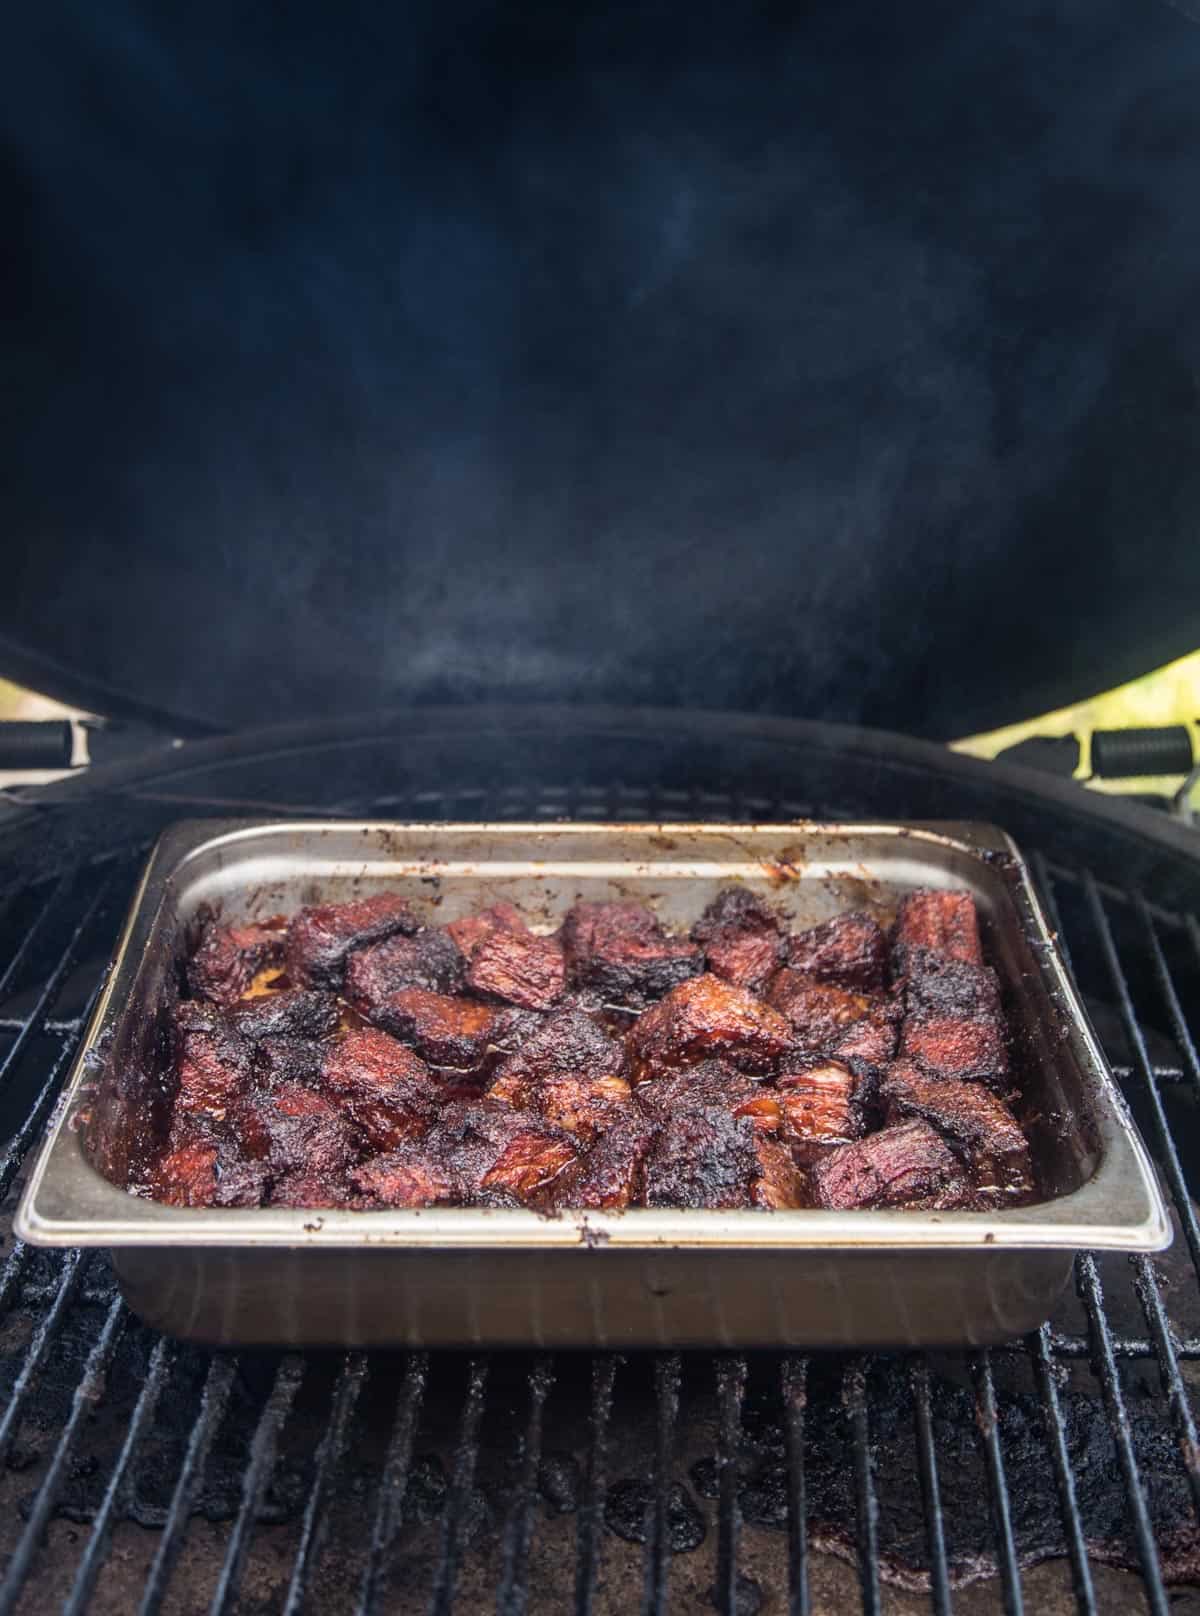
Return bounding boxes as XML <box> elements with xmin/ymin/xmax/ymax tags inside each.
<box><xmin>0</xmin><ymin>720</ymin><xmax>74</xmax><ymax>770</ymax></box>
<box><xmin>1091</xmin><ymin>724</ymin><xmax>1195</xmax><ymax>779</ymax></box>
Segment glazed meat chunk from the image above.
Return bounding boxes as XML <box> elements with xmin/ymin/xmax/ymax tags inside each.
<box><xmin>832</xmin><ymin>1001</ymin><xmax>900</xmax><ymax>1074</ymax></box>
<box><xmin>286</xmin><ymin>893</ymin><xmax>417</xmax><ymax>987</ymax></box>
<box><xmin>151</xmin><ymin>1140</ymin><xmax>219</xmax><ymax>1207</ymax></box>
<box><xmin>550</xmin><ymin>1117</ymin><xmax>656</xmax><ymax>1209</ymax></box>
<box><xmin>777</xmin><ymin>1059</ymin><xmax>871</xmax><ymax>1147</ymax></box>
<box><xmin>320</xmin><ymin>1028</ymin><xmax>437</xmax><ymax>1150</ymax></box>
<box><xmin>173</xmin><ymin>1010</ymin><xmax>251</xmax><ymax>1122</ymax></box>
<box><xmin>786</xmin><ymin>912</ymin><xmax>888</xmax><ymax>992</ymax></box>
<box><xmin>350</xmin><ymin>1146</ymin><xmax>456</xmax><ymax>1208</ymax></box>
<box><xmin>187</xmin><ymin>918</ymin><xmax>285</xmax><ymax>1005</ymax></box>
<box><xmin>561</xmin><ymin>901</ymin><xmax>703</xmax><ymax>1009</ymax></box>
<box><xmin>751</xmin><ymin>1135</ymin><xmax>807</xmax><ymax>1209</ymax></box>
<box><xmin>466</xmin><ymin>927</ymin><xmax>566</xmax><ymax>1011</ymax></box>
<box><xmin>251</xmin><ymin>1035</ymin><xmax>322</xmax><ymax>1087</ymax></box>
<box><xmin>691</xmin><ymin>887</ymin><xmax>786</xmax><ymax>994</ymax></box>
<box><xmin>637</xmin><ymin>1059</ymin><xmax>781</xmax><ymax>1134</ymax></box>
<box><xmin>372</xmin><ymin>987</ymin><xmax>519</xmax><ymax>1069</ymax></box>
<box><xmin>893</xmin><ymin>890</ymin><xmax>983</xmax><ymax>972</ymax></box>
<box><xmin>487</xmin><ymin>1008</ymin><xmax>631</xmax><ymax>1139</ymax></box>
<box><xmin>880</xmin><ymin>1060</ymin><xmax>1032</xmax><ymax>1189</ymax></box>
<box><xmin>424</xmin><ymin>1102</ymin><xmax>578</xmax><ymax>1204</ymax></box>
<box><xmin>811</xmin><ymin>1120</ymin><xmax>969</xmax><ymax>1210</ymax></box>
<box><xmin>765</xmin><ymin>969</ymin><xmax>874</xmax><ymax>1050</ymax></box>
<box><xmin>899</xmin><ymin>953</ymin><xmax>1009</xmax><ymax>1088</ymax></box>
<box><xmin>643</xmin><ymin>1107</ymin><xmax>758</xmax><ymax>1209</ymax></box>
<box><xmin>628</xmin><ymin>974</ymin><xmax>793</xmax><ymax>1080</ymax></box>
<box><xmin>445</xmin><ymin>901</ymin><xmax>529</xmax><ymax>960</ymax></box>
<box><xmin>228</xmin><ymin>988</ymin><xmax>340</xmax><ymax>1042</ymax></box>
<box><xmin>345</xmin><ymin>927</ymin><xmax>464</xmax><ymax>1010</ymax></box>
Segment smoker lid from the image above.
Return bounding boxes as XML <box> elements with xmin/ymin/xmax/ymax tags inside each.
<box><xmin>3</xmin><ymin>0</ymin><xmax>1199</xmax><ymax>738</ymax></box>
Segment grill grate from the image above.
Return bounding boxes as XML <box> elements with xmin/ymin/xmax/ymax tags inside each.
<box><xmin>0</xmin><ymin>790</ymin><xmax>1198</xmax><ymax>1615</ymax></box>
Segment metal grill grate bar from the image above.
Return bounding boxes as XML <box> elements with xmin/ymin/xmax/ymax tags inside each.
<box><xmin>1076</xmin><ymin>1256</ymin><xmax>1170</xmax><ymax>1616</ymax></box>
<box><xmin>64</xmin><ymin>1333</ymin><xmax>178</xmax><ymax>1616</ymax></box>
<box><xmin>574</xmin><ymin>1354</ymin><xmax>618</xmax><ymax>1616</ymax></box>
<box><xmin>0</xmin><ymin>1293</ymin><xmax>126</xmax><ymax>1616</ymax></box>
<box><xmin>429</xmin><ymin>1357</ymin><xmax>490</xmax><ymax>1616</ymax></box>
<box><xmin>210</xmin><ymin>1354</ymin><xmax>306</xmax><ymax>1616</ymax></box>
<box><xmin>1084</xmin><ymin>874</ymin><xmax>1200</xmax><ymax>1283</ymax></box>
<box><xmin>497</xmin><ymin>1355</ymin><xmax>555</xmax><ymax>1616</ymax></box>
<box><xmin>0</xmin><ymin>1249</ymin><xmax>89</xmax><ymax>1467</ymax></box>
<box><xmin>910</xmin><ymin>1358</ymin><xmax>953</xmax><ymax>1616</ymax></box>
<box><xmin>283</xmin><ymin>1352</ymin><xmax>370</xmax><ymax>1616</ymax></box>
<box><xmin>843</xmin><ymin>1359</ymin><xmax>881</xmax><ymax>1616</ymax></box>
<box><xmin>1029</xmin><ymin>1325</ymin><xmax>1097</xmax><ymax>1616</ymax></box>
<box><xmin>356</xmin><ymin>1351</ymin><xmax>430</xmax><ymax>1616</ymax></box>
<box><xmin>137</xmin><ymin>1354</ymin><xmax>240</xmax><ymax>1616</ymax></box>
<box><xmin>972</xmin><ymin>1351</ymin><xmax>1024</xmax><ymax>1616</ymax></box>
<box><xmin>0</xmin><ymin>871</ymin><xmax>73</xmax><ymax>1002</ymax></box>
<box><xmin>780</xmin><ymin>1356</ymin><xmax>810</xmax><ymax>1616</ymax></box>
<box><xmin>642</xmin><ymin>1353</ymin><xmax>681</xmax><ymax>1616</ymax></box>
<box><xmin>713</xmin><ymin>1356</ymin><xmax>747</xmax><ymax>1616</ymax></box>
<box><xmin>1131</xmin><ymin>1257</ymin><xmax>1200</xmax><ymax>1528</ymax></box>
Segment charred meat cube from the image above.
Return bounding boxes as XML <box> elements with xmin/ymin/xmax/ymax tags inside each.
<box><xmin>228</xmin><ymin>988</ymin><xmax>340</xmax><ymax>1042</ymax></box>
<box><xmin>900</xmin><ymin>954</ymin><xmax>1009</xmax><ymax>1087</ymax></box>
<box><xmin>210</xmin><ymin>1156</ymin><xmax>271</xmax><ymax>1208</ymax></box>
<box><xmin>270</xmin><ymin>1172</ymin><xmax>353</xmax><ymax>1209</ymax></box>
<box><xmin>426</xmin><ymin>1102</ymin><xmax>578</xmax><ymax>1204</ymax></box>
<box><xmin>174</xmin><ymin>1011</ymin><xmax>251</xmax><ymax>1121</ymax></box>
<box><xmin>786</xmin><ymin>912</ymin><xmax>888</xmax><ymax>991</ymax></box>
<box><xmin>811</xmin><ymin>1119</ymin><xmax>969</xmax><ymax>1210</ymax></box>
<box><xmin>488</xmin><ymin>1007</ymin><xmax>625</xmax><ymax>1103</ymax></box>
<box><xmin>893</xmin><ymin>889</ymin><xmax>983</xmax><ymax>972</ymax></box>
<box><xmin>350</xmin><ymin>1146</ymin><xmax>456</xmax><ymax>1208</ymax></box>
<box><xmin>320</xmin><ymin>1028</ymin><xmax>436</xmax><ymax>1150</ymax></box>
<box><xmin>765</xmin><ymin>969</ymin><xmax>873</xmax><ymax>1049</ymax></box>
<box><xmin>561</xmin><ymin>901</ymin><xmax>703</xmax><ymax>1009</ymax></box>
<box><xmin>776</xmin><ymin>1059</ymin><xmax>869</xmax><ymax>1146</ymax></box>
<box><xmin>880</xmin><ymin>1060</ymin><xmax>1032</xmax><ymax>1188</ymax></box>
<box><xmin>643</xmin><ymin>1106</ymin><xmax>758</xmax><ymax>1209</ymax></box>
<box><xmin>487</xmin><ymin>1008</ymin><xmax>630</xmax><ymax>1138</ymax></box>
<box><xmin>691</xmin><ymin>887</ymin><xmax>786</xmax><ymax>994</ymax></box>
<box><xmin>466</xmin><ymin>927</ymin><xmax>566</xmax><ymax>1011</ymax></box>
<box><xmin>627</xmin><ymin>974</ymin><xmax>794</xmax><ymax>1080</ymax></box>
<box><xmin>240</xmin><ymin>1081</ymin><xmax>360</xmax><ymax>1182</ymax></box>
<box><xmin>371</xmin><ymin>987</ymin><xmax>520</xmax><ymax>1069</ymax></box>
<box><xmin>493</xmin><ymin>1008</ymin><xmax>624</xmax><ymax>1087</ymax></box>
<box><xmin>549</xmin><ymin>1117</ymin><xmax>656</xmax><ymax>1210</ymax></box>
<box><xmin>286</xmin><ymin>893</ymin><xmax>417</xmax><ymax>987</ymax></box>
<box><xmin>251</xmin><ymin>1035</ymin><xmax>322</xmax><ymax>1087</ymax></box>
<box><xmin>344</xmin><ymin>927</ymin><xmax>465</xmax><ymax>1011</ymax></box>
<box><xmin>151</xmin><ymin>1141</ymin><xmax>219</xmax><ymax>1206</ymax></box>
<box><xmin>187</xmin><ymin>919</ymin><xmax>285</xmax><ymax>1005</ymax></box>
<box><xmin>445</xmin><ymin>901</ymin><xmax>530</xmax><ymax>960</ymax></box>
<box><xmin>751</xmin><ymin>1135</ymin><xmax>808</xmax><ymax>1209</ymax></box>
<box><xmin>636</xmin><ymin>1059</ymin><xmax>781</xmax><ymax>1134</ymax></box>
<box><xmin>529</xmin><ymin>1074</ymin><xmax>633</xmax><ymax>1142</ymax></box>
<box><xmin>832</xmin><ymin>1002</ymin><xmax>900</xmax><ymax>1073</ymax></box>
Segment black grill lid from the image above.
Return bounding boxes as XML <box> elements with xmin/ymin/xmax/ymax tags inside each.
<box><xmin>3</xmin><ymin>0</ymin><xmax>1200</xmax><ymax>737</ymax></box>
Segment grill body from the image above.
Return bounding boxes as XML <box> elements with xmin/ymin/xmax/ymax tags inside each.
<box><xmin>1</xmin><ymin>708</ymin><xmax>1199</xmax><ymax>1614</ymax></box>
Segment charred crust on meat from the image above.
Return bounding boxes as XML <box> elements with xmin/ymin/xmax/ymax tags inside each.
<box><xmin>150</xmin><ymin>884</ymin><xmax>1036</xmax><ymax>1212</ymax></box>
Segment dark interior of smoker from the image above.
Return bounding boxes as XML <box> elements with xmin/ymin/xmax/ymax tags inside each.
<box><xmin>5</xmin><ymin>0</ymin><xmax>1200</xmax><ymax>1609</ymax></box>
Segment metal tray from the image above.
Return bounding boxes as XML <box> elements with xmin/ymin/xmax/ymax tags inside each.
<box><xmin>16</xmin><ymin>820</ymin><xmax>1170</xmax><ymax>1348</ymax></box>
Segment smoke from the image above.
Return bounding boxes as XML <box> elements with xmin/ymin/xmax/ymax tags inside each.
<box><xmin>2</xmin><ymin>0</ymin><xmax>1199</xmax><ymax>736</ymax></box>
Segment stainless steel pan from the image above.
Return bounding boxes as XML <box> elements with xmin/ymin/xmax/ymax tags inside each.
<box><xmin>16</xmin><ymin>819</ymin><xmax>1169</xmax><ymax>1348</ymax></box>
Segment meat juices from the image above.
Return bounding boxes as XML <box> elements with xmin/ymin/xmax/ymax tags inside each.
<box><xmin>150</xmin><ymin>885</ymin><xmax>1035</xmax><ymax>1212</ymax></box>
